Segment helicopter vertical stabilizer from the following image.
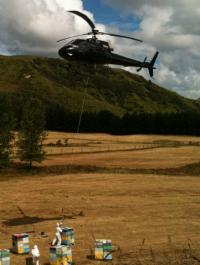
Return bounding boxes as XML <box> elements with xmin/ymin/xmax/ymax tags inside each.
<box><xmin>148</xmin><ymin>52</ymin><xmax>159</xmax><ymax>77</ymax></box>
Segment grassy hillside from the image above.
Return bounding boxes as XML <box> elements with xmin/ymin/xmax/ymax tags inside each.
<box><xmin>1</xmin><ymin>55</ymin><xmax>200</xmax><ymax>117</ymax></box>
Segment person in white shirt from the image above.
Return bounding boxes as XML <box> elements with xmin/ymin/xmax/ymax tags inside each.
<box><xmin>31</xmin><ymin>245</ymin><xmax>40</xmax><ymax>265</ymax></box>
<box><xmin>52</xmin><ymin>222</ymin><xmax>63</xmax><ymax>246</ymax></box>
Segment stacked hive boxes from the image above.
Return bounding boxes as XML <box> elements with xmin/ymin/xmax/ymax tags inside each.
<box><xmin>61</xmin><ymin>228</ymin><xmax>74</xmax><ymax>246</ymax></box>
<box><xmin>95</xmin><ymin>239</ymin><xmax>112</xmax><ymax>260</ymax></box>
<box><xmin>0</xmin><ymin>249</ymin><xmax>10</xmax><ymax>265</ymax></box>
<box><xmin>12</xmin><ymin>233</ymin><xmax>30</xmax><ymax>254</ymax></box>
<box><xmin>50</xmin><ymin>246</ymin><xmax>72</xmax><ymax>265</ymax></box>
<box><xmin>25</xmin><ymin>257</ymin><xmax>33</xmax><ymax>265</ymax></box>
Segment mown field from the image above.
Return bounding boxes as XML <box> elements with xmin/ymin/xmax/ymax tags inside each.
<box><xmin>1</xmin><ymin>132</ymin><xmax>200</xmax><ymax>265</ymax></box>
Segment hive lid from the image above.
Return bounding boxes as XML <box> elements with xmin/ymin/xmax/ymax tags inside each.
<box><xmin>12</xmin><ymin>233</ymin><xmax>29</xmax><ymax>238</ymax></box>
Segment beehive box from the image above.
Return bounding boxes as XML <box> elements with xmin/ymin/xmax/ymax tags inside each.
<box><xmin>61</xmin><ymin>228</ymin><xmax>74</xmax><ymax>246</ymax></box>
<box><xmin>50</xmin><ymin>245</ymin><xmax>72</xmax><ymax>265</ymax></box>
<box><xmin>0</xmin><ymin>249</ymin><xmax>10</xmax><ymax>265</ymax></box>
<box><xmin>95</xmin><ymin>240</ymin><xmax>112</xmax><ymax>260</ymax></box>
<box><xmin>12</xmin><ymin>233</ymin><xmax>30</xmax><ymax>254</ymax></box>
<box><xmin>25</xmin><ymin>257</ymin><xmax>33</xmax><ymax>265</ymax></box>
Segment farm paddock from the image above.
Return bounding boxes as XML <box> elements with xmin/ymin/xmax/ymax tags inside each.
<box><xmin>1</xmin><ymin>132</ymin><xmax>200</xmax><ymax>265</ymax></box>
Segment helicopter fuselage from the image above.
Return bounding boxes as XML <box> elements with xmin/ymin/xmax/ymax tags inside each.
<box><xmin>59</xmin><ymin>38</ymin><xmax>143</xmax><ymax>67</ymax></box>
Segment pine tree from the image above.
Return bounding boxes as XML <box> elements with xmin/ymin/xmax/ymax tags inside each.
<box><xmin>0</xmin><ymin>95</ymin><xmax>15</xmax><ymax>167</ymax></box>
<box><xmin>18</xmin><ymin>98</ymin><xmax>46</xmax><ymax>169</ymax></box>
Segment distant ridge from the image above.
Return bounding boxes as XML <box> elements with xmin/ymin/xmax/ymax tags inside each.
<box><xmin>0</xmin><ymin>55</ymin><xmax>199</xmax><ymax>117</ymax></box>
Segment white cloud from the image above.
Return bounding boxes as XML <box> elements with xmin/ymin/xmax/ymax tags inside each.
<box><xmin>0</xmin><ymin>0</ymin><xmax>105</xmax><ymax>56</ymax></box>
<box><xmin>0</xmin><ymin>0</ymin><xmax>200</xmax><ymax>98</ymax></box>
<box><xmin>103</xmin><ymin>0</ymin><xmax>200</xmax><ymax>99</ymax></box>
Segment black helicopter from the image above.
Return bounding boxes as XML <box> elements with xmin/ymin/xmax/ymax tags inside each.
<box><xmin>58</xmin><ymin>11</ymin><xmax>159</xmax><ymax>77</ymax></box>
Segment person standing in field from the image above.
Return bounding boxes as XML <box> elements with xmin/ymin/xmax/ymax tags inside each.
<box><xmin>52</xmin><ymin>222</ymin><xmax>63</xmax><ymax>246</ymax></box>
<box><xmin>31</xmin><ymin>245</ymin><xmax>40</xmax><ymax>265</ymax></box>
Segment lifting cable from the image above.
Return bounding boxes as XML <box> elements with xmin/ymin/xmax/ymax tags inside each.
<box><xmin>76</xmin><ymin>76</ymin><xmax>89</xmax><ymax>134</ymax></box>
<box><xmin>76</xmin><ymin>64</ymin><xmax>96</xmax><ymax>133</ymax></box>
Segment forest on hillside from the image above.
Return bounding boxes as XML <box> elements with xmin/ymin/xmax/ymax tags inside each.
<box><xmin>46</xmin><ymin>108</ymin><xmax>200</xmax><ymax>135</ymax></box>
<box><xmin>1</xmin><ymin>56</ymin><xmax>200</xmax><ymax>136</ymax></box>
<box><xmin>1</xmin><ymin>93</ymin><xmax>200</xmax><ymax>135</ymax></box>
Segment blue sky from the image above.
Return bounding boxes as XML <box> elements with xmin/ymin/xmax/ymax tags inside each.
<box><xmin>82</xmin><ymin>0</ymin><xmax>140</xmax><ymax>32</ymax></box>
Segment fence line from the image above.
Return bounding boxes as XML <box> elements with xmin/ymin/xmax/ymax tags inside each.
<box><xmin>45</xmin><ymin>141</ymin><xmax>198</xmax><ymax>156</ymax></box>
<box><xmin>12</xmin><ymin>141</ymin><xmax>200</xmax><ymax>158</ymax></box>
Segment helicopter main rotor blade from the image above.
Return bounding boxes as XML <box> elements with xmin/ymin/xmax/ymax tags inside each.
<box><xmin>98</xmin><ymin>32</ymin><xmax>143</xmax><ymax>42</ymax></box>
<box><xmin>57</xmin><ymin>33</ymin><xmax>90</xmax><ymax>43</ymax></box>
<box><xmin>66</xmin><ymin>10</ymin><xmax>143</xmax><ymax>42</ymax></box>
<box><xmin>68</xmin><ymin>11</ymin><xmax>96</xmax><ymax>32</ymax></box>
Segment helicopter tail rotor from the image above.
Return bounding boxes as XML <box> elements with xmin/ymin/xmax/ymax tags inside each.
<box><xmin>137</xmin><ymin>57</ymin><xmax>147</xmax><ymax>72</ymax></box>
<box><xmin>137</xmin><ymin>52</ymin><xmax>159</xmax><ymax>77</ymax></box>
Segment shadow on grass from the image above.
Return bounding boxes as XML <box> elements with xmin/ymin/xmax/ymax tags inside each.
<box><xmin>3</xmin><ymin>205</ymin><xmax>84</xmax><ymax>227</ymax></box>
<box><xmin>3</xmin><ymin>216</ymin><xmax>62</xmax><ymax>226</ymax></box>
<box><xmin>3</xmin><ymin>212</ymin><xmax>84</xmax><ymax>227</ymax></box>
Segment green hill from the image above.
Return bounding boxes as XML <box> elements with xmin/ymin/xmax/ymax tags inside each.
<box><xmin>1</xmin><ymin>55</ymin><xmax>200</xmax><ymax>118</ymax></box>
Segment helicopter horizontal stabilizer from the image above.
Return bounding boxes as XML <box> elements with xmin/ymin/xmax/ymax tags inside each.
<box><xmin>148</xmin><ymin>51</ymin><xmax>159</xmax><ymax>77</ymax></box>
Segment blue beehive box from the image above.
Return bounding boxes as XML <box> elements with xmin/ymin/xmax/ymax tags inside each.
<box><xmin>50</xmin><ymin>246</ymin><xmax>72</xmax><ymax>265</ymax></box>
<box><xmin>0</xmin><ymin>249</ymin><xmax>10</xmax><ymax>265</ymax></box>
<box><xmin>61</xmin><ymin>228</ymin><xmax>74</xmax><ymax>246</ymax></box>
<box><xmin>12</xmin><ymin>233</ymin><xmax>30</xmax><ymax>254</ymax></box>
<box><xmin>95</xmin><ymin>240</ymin><xmax>112</xmax><ymax>260</ymax></box>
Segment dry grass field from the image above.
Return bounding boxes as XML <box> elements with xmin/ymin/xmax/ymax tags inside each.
<box><xmin>1</xmin><ymin>132</ymin><xmax>200</xmax><ymax>265</ymax></box>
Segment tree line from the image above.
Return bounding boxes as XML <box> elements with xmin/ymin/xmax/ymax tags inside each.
<box><xmin>1</xmin><ymin>94</ymin><xmax>200</xmax><ymax>168</ymax></box>
<box><xmin>46</xmin><ymin>106</ymin><xmax>200</xmax><ymax>135</ymax></box>
<box><xmin>0</xmin><ymin>96</ymin><xmax>46</xmax><ymax>169</ymax></box>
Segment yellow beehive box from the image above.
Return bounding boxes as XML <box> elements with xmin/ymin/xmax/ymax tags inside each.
<box><xmin>66</xmin><ymin>254</ymin><xmax>72</xmax><ymax>263</ymax></box>
<box><xmin>95</xmin><ymin>251</ymin><xmax>104</xmax><ymax>260</ymax></box>
<box><xmin>50</xmin><ymin>257</ymin><xmax>68</xmax><ymax>265</ymax></box>
<box><xmin>95</xmin><ymin>239</ymin><xmax>112</xmax><ymax>260</ymax></box>
<box><xmin>18</xmin><ymin>247</ymin><xmax>24</xmax><ymax>254</ymax></box>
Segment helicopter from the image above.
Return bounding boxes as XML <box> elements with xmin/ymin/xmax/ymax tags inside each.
<box><xmin>57</xmin><ymin>11</ymin><xmax>159</xmax><ymax>77</ymax></box>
